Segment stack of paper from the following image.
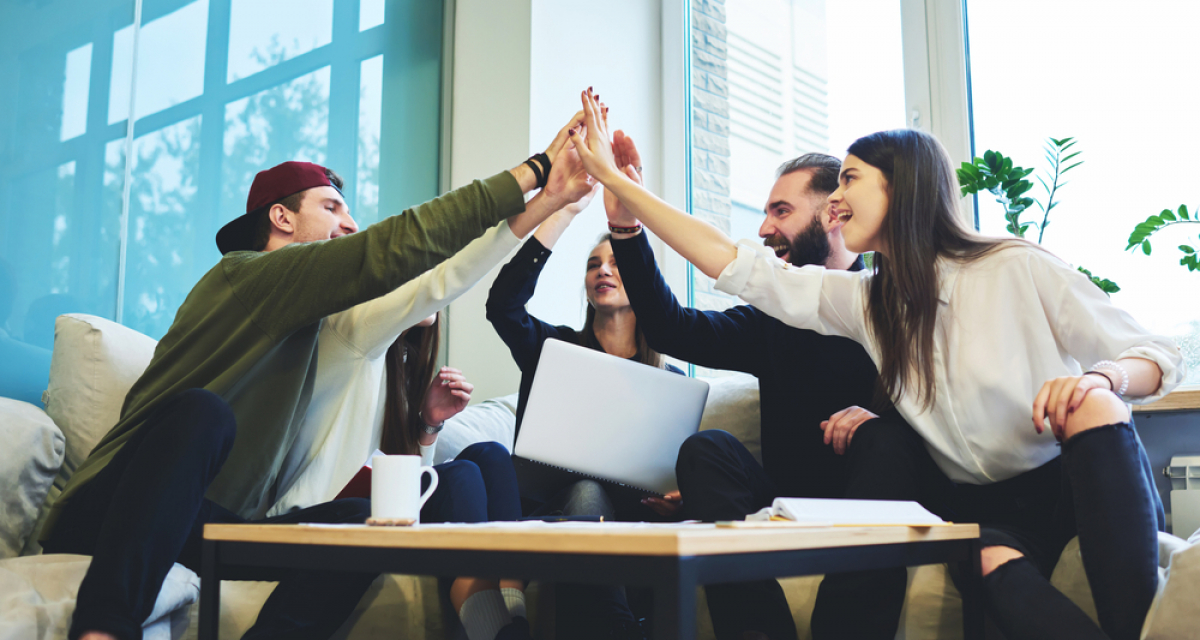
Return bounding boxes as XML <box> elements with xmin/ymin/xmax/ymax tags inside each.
<box><xmin>744</xmin><ymin>498</ymin><xmax>946</xmax><ymax>527</ymax></box>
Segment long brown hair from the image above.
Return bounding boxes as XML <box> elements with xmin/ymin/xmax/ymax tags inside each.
<box><xmin>849</xmin><ymin>130</ymin><xmax>1022</xmax><ymax>410</ymax></box>
<box><xmin>380</xmin><ymin>313</ymin><xmax>441</xmax><ymax>455</ymax></box>
<box><xmin>580</xmin><ymin>234</ymin><xmax>664</xmax><ymax>368</ymax></box>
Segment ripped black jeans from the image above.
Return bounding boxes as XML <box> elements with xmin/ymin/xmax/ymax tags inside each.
<box><xmin>811</xmin><ymin>418</ymin><xmax>1164</xmax><ymax>640</ymax></box>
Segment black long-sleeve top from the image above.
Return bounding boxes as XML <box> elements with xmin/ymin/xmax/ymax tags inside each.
<box><xmin>485</xmin><ymin>237</ymin><xmax>681</xmax><ymax>439</ymax></box>
<box><xmin>610</xmin><ymin>231</ymin><xmax>888</xmax><ymax>498</ymax></box>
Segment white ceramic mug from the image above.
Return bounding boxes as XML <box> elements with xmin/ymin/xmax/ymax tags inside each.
<box><xmin>372</xmin><ymin>455</ymin><xmax>438</xmax><ymax>524</ymax></box>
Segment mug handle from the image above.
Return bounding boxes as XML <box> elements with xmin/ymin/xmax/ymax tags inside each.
<box><xmin>418</xmin><ymin>466</ymin><xmax>439</xmax><ymax>510</ymax></box>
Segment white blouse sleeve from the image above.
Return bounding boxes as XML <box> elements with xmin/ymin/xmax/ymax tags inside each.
<box><xmin>1030</xmin><ymin>251</ymin><xmax>1185</xmax><ymax>403</ymax></box>
<box><xmin>419</xmin><ymin>441</ymin><xmax>436</xmax><ymax>467</ymax></box>
<box><xmin>714</xmin><ymin>240</ymin><xmax>872</xmax><ymax>344</ymax></box>
<box><xmin>325</xmin><ymin>221</ymin><xmax>523</xmax><ymax>360</ymax></box>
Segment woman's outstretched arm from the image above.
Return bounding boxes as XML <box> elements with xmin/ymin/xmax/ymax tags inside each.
<box><xmin>569</xmin><ymin>88</ymin><xmax>737</xmax><ymax>279</ymax></box>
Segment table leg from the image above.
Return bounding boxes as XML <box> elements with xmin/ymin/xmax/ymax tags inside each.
<box><xmin>654</xmin><ymin>558</ymin><xmax>698</xmax><ymax>640</ymax></box>
<box><xmin>200</xmin><ymin>538</ymin><xmax>220</xmax><ymax>640</ymax></box>
<box><xmin>959</xmin><ymin>538</ymin><xmax>984</xmax><ymax>640</ymax></box>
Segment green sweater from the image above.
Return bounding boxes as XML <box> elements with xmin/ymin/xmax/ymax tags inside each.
<box><xmin>42</xmin><ymin>171</ymin><xmax>524</xmax><ymax>536</ymax></box>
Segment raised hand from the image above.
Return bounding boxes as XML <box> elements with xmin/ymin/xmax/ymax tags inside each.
<box><xmin>543</xmin><ymin>141</ymin><xmax>596</xmax><ymax>208</ymax></box>
<box><xmin>604</xmin><ymin>130</ymin><xmax>643</xmax><ymax>228</ymax></box>
<box><xmin>543</xmin><ymin>110</ymin><xmax>585</xmax><ymax>164</ymax></box>
<box><xmin>420</xmin><ymin>367</ymin><xmax>473</xmax><ymax>427</ymax></box>
<box><xmin>563</xmin><ymin>183</ymin><xmax>602</xmax><ymax>215</ymax></box>
<box><xmin>569</xmin><ymin>88</ymin><xmax>623</xmax><ymax>184</ymax></box>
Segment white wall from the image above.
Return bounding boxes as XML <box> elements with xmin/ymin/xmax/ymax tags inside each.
<box><xmin>446</xmin><ymin>0</ymin><xmax>676</xmax><ymax>403</ymax></box>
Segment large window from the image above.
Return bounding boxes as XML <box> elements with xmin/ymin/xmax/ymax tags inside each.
<box><xmin>966</xmin><ymin>0</ymin><xmax>1200</xmax><ymax>384</ymax></box>
<box><xmin>688</xmin><ymin>0</ymin><xmax>906</xmax><ymax>324</ymax></box>
<box><xmin>0</xmin><ymin>0</ymin><xmax>446</xmax><ymax>405</ymax></box>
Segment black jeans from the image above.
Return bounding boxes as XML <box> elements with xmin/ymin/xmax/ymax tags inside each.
<box><xmin>675</xmin><ymin>429</ymin><xmax>798</xmax><ymax>640</ymax></box>
<box><xmin>526</xmin><ymin>479</ymin><xmax>644</xmax><ymax>640</ymax></box>
<box><xmin>811</xmin><ymin>418</ymin><xmax>1164</xmax><ymax>640</ymax></box>
<box><xmin>44</xmin><ymin>389</ymin><xmax>504</xmax><ymax>640</ymax></box>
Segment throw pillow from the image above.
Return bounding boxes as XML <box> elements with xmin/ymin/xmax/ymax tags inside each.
<box><xmin>698</xmin><ymin>373</ymin><xmax>762</xmax><ymax>463</ymax></box>
<box><xmin>0</xmin><ymin>398</ymin><xmax>64</xmax><ymax>559</ymax></box>
<box><xmin>432</xmin><ymin>393</ymin><xmax>519</xmax><ymax>465</ymax></box>
<box><xmin>42</xmin><ymin>314</ymin><xmax>157</xmax><ymax>492</ymax></box>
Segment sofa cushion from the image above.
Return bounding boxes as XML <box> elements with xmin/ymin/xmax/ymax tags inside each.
<box><xmin>698</xmin><ymin>373</ymin><xmax>762</xmax><ymax>463</ymax></box>
<box><xmin>43</xmin><ymin>314</ymin><xmax>157</xmax><ymax>492</ymax></box>
<box><xmin>0</xmin><ymin>554</ymin><xmax>198</xmax><ymax>640</ymax></box>
<box><xmin>0</xmin><ymin>399</ymin><xmax>64</xmax><ymax>559</ymax></box>
<box><xmin>431</xmin><ymin>393</ymin><xmax>520</xmax><ymax>465</ymax></box>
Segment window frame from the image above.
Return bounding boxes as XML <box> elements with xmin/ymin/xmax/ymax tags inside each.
<box><xmin>666</xmin><ymin>0</ymin><xmax>1198</xmax><ymax>408</ymax></box>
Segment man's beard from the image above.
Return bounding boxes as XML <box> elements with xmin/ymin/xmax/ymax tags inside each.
<box><xmin>765</xmin><ymin>215</ymin><xmax>830</xmax><ymax>267</ymax></box>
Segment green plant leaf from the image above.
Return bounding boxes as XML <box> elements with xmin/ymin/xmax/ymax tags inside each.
<box><xmin>1077</xmin><ymin>266</ymin><xmax>1119</xmax><ymax>294</ymax></box>
<box><xmin>1180</xmin><ymin>245</ymin><xmax>1195</xmax><ymax>254</ymax></box>
<box><xmin>1162</xmin><ymin>211</ymin><xmax>1178</xmax><ymax>222</ymax></box>
<box><xmin>1180</xmin><ymin>204</ymin><xmax>1190</xmax><ymax>219</ymax></box>
<box><xmin>1143</xmin><ymin>240</ymin><xmax>1153</xmax><ymax>255</ymax></box>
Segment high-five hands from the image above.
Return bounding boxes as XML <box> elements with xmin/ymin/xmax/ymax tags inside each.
<box><xmin>569</xmin><ymin>88</ymin><xmax>625</xmax><ymax>185</ymax></box>
<box><xmin>603</xmin><ymin>130</ymin><xmax>643</xmax><ymax>229</ymax></box>
<box><xmin>543</xmin><ymin>110</ymin><xmax>585</xmax><ymax>165</ymax></box>
<box><xmin>542</xmin><ymin>112</ymin><xmax>596</xmax><ymax>208</ymax></box>
<box><xmin>820</xmin><ymin>406</ymin><xmax>878</xmax><ymax>455</ymax></box>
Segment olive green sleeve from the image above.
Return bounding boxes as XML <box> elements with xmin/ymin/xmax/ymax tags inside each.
<box><xmin>226</xmin><ymin>171</ymin><xmax>525</xmax><ymax>338</ymax></box>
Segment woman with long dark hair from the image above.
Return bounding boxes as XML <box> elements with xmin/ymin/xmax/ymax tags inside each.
<box><xmin>572</xmin><ymin>89</ymin><xmax>1182</xmax><ymax>640</ymax></box>
<box><xmin>485</xmin><ymin>193</ymin><xmax>681</xmax><ymax>521</ymax></box>
<box><xmin>263</xmin><ymin>113</ymin><xmax>598</xmax><ymax>640</ymax></box>
<box><xmin>485</xmin><ymin>179</ymin><xmax>683</xmax><ymax>640</ymax></box>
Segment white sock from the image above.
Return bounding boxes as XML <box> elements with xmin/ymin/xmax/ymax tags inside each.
<box><xmin>501</xmin><ymin>587</ymin><xmax>526</xmax><ymax>620</ymax></box>
<box><xmin>459</xmin><ymin>589</ymin><xmax>512</xmax><ymax>640</ymax></box>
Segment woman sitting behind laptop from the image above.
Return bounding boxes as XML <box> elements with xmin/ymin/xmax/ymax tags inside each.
<box><xmin>486</xmin><ymin>172</ymin><xmax>684</xmax><ymax>640</ymax></box>
<box><xmin>486</xmin><ymin>188</ymin><xmax>684</xmax><ymax>521</ymax></box>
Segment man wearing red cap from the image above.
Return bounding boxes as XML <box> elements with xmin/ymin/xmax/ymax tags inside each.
<box><xmin>40</xmin><ymin>114</ymin><xmax>594</xmax><ymax>640</ymax></box>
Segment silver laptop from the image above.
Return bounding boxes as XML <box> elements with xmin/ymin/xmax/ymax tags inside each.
<box><xmin>513</xmin><ymin>339</ymin><xmax>710</xmax><ymax>501</ymax></box>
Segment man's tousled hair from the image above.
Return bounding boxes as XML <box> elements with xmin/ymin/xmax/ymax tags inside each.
<box><xmin>776</xmin><ymin>153</ymin><xmax>842</xmax><ymax>198</ymax></box>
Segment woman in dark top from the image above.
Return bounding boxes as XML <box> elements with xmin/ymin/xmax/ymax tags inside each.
<box><xmin>486</xmin><ymin>190</ymin><xmax>682</xmax><ymax>518</ymax></box>
<box><xmin>486</xmin><ymin>190</ymin><xmax>682</xmax><ymax>640</ymax></box>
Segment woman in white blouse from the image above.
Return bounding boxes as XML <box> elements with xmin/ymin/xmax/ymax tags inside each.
<box><xmin>569</xmin><ymin>89</ymin><xmax>1183</xmax><ymax>640</ymax></box>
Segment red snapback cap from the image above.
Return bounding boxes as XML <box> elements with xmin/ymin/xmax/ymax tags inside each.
<box><xmin>216</xmin><ymin>161</ymin><xmax>339</xmax><ymax>254</ymax></box>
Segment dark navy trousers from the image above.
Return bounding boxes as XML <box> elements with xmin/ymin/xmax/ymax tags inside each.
<box><xmin>44</xmin><ymin>389</ymin><xmax>513</xmax><ymax>640</ymax></box>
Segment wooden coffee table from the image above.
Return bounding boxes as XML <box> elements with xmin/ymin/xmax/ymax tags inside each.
<box><xmin>202</xmin><ymin>521</ymin><xmax>981</xmax><ymax>639</ymax></box>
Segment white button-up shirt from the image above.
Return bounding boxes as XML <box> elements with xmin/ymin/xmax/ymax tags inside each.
<box><xmin>716</xmin><ymin>240</ymin><xmax>1185</xmax><ymax>484</ymax></box>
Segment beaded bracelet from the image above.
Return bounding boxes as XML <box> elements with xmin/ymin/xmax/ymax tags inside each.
<box><xmin>608</xmin><ymin>222</ymin><xmax>643</xmax><ymax>234</ymax></box>
<box><xmin>1087</xmin><ymin>360</ymin><xmax>1129</xmax><ymax>397</ymax></box>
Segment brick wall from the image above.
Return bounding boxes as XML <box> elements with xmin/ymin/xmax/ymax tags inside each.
<box><xmin>689</xmin><ymin>0</ymin><xmax>736</xmax><ymax>314</ymax></box>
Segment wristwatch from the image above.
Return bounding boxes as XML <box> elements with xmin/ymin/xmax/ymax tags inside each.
<box><xmin>419</xmin><ymin>411</ymin><xmax>445</xmax><ymax>435</ymax></box>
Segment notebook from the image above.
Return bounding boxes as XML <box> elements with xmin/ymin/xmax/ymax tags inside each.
<box><xmin>512</xmin><ymin>339</ymin><xmax>710</xmax><ymax>503</ymax></box>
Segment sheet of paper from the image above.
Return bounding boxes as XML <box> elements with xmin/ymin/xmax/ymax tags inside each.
<box><xmin>768</xmin><ymin>498</ymin><xmax>946</xmax><ymax>526</ymax></box>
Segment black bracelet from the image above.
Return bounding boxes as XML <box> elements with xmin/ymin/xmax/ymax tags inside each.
<box><xmin>523</xmin><ymin>158</ymin><xmax>545</xmax><ymax>189</ymax></box>
<box><xmin>528</xmin><ymin>152</ymin><xmax>551</xmax><ymax>189</ymax></box>
<box><xmin>1083</xmin><ymin>370</ymin><xmax>1116</xmax><ymax>391</ymax></box>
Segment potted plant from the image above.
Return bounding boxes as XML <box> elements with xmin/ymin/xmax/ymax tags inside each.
<box><xmin>957</xmin><ymin>137</ymin><xmax>1119</xmax><ymax>293</ymax></box>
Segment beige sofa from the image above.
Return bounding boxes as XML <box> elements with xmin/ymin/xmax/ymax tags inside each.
<box><xmin>2</xmin><ymin>313</ymin><xmax>1198</xmax><ymax>640</ymax></box>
